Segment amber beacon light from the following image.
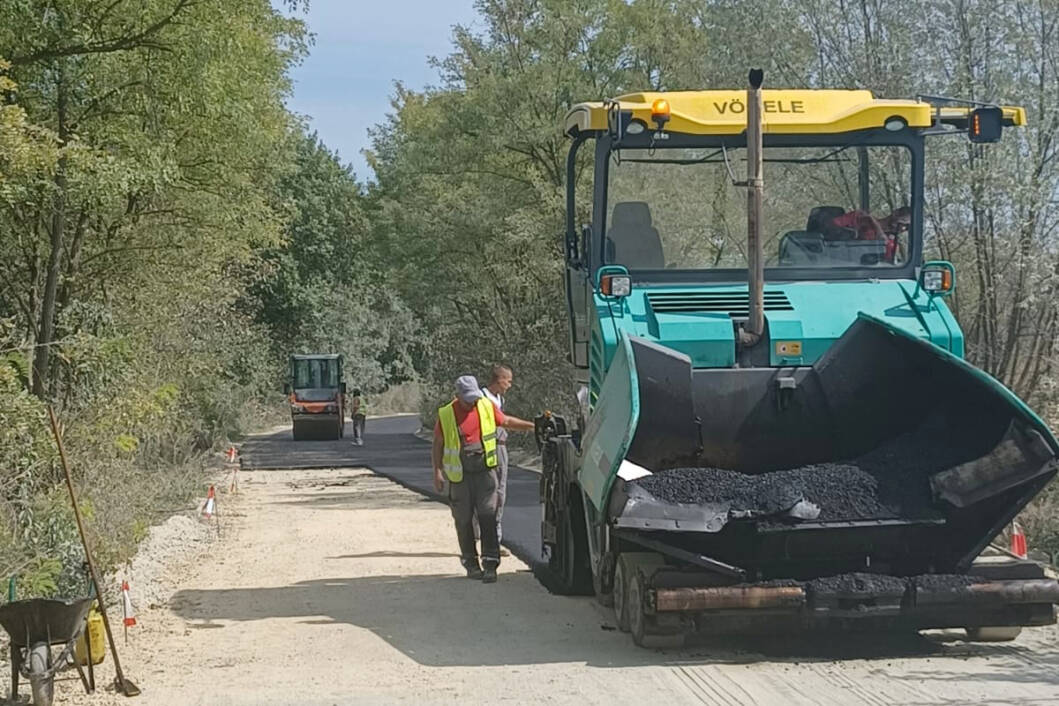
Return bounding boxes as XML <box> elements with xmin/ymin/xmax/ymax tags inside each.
<box><xmin>651</xmin><ymin>98</ymin><xmax>670</xmax><ymax>129</ymax></box>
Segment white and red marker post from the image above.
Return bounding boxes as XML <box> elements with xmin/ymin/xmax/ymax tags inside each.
<box><xmin>1010</xmin><ymin>521</ymin><xmax>1028</xmax><ymax>559</ymax></box>
<box><xmin>202</xmin><ymin>485</ymin><xmax>216</xmax><ymax>519</ymax></box>
<box><xmin>121</xmin><ymin>580</ymin><xmax>136</xmax><ymax>645</ymax></box>
<box><xmin>225</xmin><ymin>446</ymin><xmax>240</xmax><ymax>494</ymax></box>
<box><xmin>201</xmin><ymin>484</ymin><xmax>221</xmax><ymax>537</ymax></box>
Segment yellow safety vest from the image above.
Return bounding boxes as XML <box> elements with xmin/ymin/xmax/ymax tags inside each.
<box><xmin>437</xmin><ymin>398</ymin><xmax>498</xmax><ymax>483</ymax></box>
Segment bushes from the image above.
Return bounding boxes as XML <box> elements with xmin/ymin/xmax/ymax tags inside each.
<box><xmin>0</xmin><ymin>295</ymin><xmax>284</xmax><ymax>596</ymax></box>
<box><xmin>370</xmin><ymin>381</ymin><xmax>424</xmax><ymax>417</ymax></box>
<box><xmin>0</xmin><ymin>370</ymin><xmax>256</xmax><ymax>599</ymax></box>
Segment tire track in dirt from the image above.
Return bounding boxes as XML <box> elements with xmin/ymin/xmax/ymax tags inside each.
<box><xmin>674</xmin><ymin>665</ymin><xmax>749</xmax><ymax>706</ymax></box>
<box><xmin>807</xmin><ymin>660</ymin><xmax>895</xmax><ymax>706</ymax></box>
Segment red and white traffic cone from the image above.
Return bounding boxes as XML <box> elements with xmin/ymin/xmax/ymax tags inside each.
<box><xmin>226</xmin><ymin>447</ymin><xmax>240</xmax><ymax>493</ymax></box>
<box><xmin>122</xmin><ymin>580</ymin><xmax>136</xmax><ymax>645</ymax></box>
<box><xmin>1011</xmin><ymin>521</ymin><xmax>1028</xmax><ymax>559</ymax></box>
<box><xmin>202</xmin><ymin>485</ymin><xmax>216</xmax><ymax>519</ymax></box>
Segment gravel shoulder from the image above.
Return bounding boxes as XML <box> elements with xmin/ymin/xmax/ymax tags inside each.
<box><xmin>46</xmin><ymin>464</ymin><xmax>1059</xmax><ymax>706</ymax></box>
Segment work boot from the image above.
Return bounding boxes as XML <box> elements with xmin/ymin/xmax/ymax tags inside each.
<box><xmin>482</xmin><ymin>566</ymin><xmax>497</xmax><ymax>584</ymax></box>
<box><xmin>463</xmin><ymin>559</ymin><xmax>484</xmax><ymax>580</ymax></box>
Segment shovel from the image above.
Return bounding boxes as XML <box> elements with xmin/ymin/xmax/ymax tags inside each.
<box><xmin>48</xmin><ymin>407</ymin><xmax>141</xmax><ymax>698</ymax></box>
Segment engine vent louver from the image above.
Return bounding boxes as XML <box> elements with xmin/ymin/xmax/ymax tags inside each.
<box><xmin>647</xmin><ymin>291</ymin><xmax>794</xmax><ymax>316</ymax></box>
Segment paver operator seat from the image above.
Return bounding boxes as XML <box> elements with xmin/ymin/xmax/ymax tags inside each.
<box><xmin>605</xmin><ymin>201</ymin><xmax>665</xmax><ymax>269</ymax></box>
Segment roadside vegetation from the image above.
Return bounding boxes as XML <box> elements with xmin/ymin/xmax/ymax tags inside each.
<box><xmin>0</xmin><ymin>0</ymin><xmax>311</xmax><ymax>594</ymax></box>
<box><xmin>2</xmin><ymin>0</ymin><xmax>1059</xmax><ymax>594</ymax></box>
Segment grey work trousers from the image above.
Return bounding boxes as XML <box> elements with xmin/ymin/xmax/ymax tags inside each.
<box><xmin>495</xmin><ymin>445</ymin><xmax>508</xmax><ymax>543</ymax></box>
<box><xmin>449</xmin><ymin>469</ymin><xmax>500</xmax><ymax>567</ymax></box>
<box><xmin>471</xmin><ymin>445</ymin><xmax>508</xmax><ymax>543</ymax></box>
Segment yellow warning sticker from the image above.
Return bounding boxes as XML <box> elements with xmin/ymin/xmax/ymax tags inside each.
<box><xmin>776</xmin><ymin>341</ymin><xmax>803</xmax><ymax>356</ymax></box>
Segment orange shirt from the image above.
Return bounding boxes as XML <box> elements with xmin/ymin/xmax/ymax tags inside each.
<box><xmin>434</xmin><ymin>400</ymin><xmax>505</xmax><ymax>445</ymax></box>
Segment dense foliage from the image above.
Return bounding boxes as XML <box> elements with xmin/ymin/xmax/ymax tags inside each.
<box><xmin>0</xmin><ymin>0</ymin><xmax>310</xmax><ymax>593</ymax></box>
<box><xmin>247</xmin><ymin>132</ymin><xmax>418</xmax><ymax>392</ymax></box>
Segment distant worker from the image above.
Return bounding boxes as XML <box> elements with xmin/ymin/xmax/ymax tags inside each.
<box><xmin>432</xmin><ymin>375</ymin><xmax>534</xmax><ymax>583</ymax></box>
<box><xmin>827</xmin><ymin>205</ymin><xmax>911</xmax><ymax>263</ymax></box>
<box><xmin>481</xmin><ymin>364</ymin><xmax>516</xmax><ymax>552</ymax></box>
<box><xmin>350</xmin><ymin>389</ymin><xmax>366</xmax><ymax>446</ymax></box>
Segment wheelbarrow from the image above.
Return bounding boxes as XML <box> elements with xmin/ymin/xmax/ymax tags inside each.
<box><xmin>0</xmin><ymin>596</ymin><xmax>94</xmax><ymax>706</ymax></box>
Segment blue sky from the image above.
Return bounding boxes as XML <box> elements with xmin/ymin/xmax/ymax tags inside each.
<box><xmin>278</xmin><ymin>1</ymin><xmax>480</xmax><ymax>181</ymax></box>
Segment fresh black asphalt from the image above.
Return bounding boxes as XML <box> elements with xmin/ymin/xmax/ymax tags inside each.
<box><xmin>240</xmin><ymin>414</ymin><xmax>545</xmax><ymax>568</ymax></box>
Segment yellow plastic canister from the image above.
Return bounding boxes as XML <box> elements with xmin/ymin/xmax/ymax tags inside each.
<box><xmin>74</xmin><ymin>607</ymin><xmax>106</xmax><ymax>665</ymax></box>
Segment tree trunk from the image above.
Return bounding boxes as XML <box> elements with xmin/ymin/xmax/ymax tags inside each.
<box><xmin>31</xmin><ymin>69</ymin><xmax>68</xmax><ymax>399</ymax></box>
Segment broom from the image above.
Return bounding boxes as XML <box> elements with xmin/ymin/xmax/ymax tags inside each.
<box><xmin>48</xmin><ymin>407</ymin><xmax>141</xmax><ymax>697</ymax></box>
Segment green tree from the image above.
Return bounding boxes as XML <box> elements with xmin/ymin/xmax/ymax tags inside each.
<box><xmin>0</xmin><ymin>0</ymin><xmax>306</xmax><ymax>400</ymax></box>
<box><xmin>0</xmin><ymin>0</ymin><xmax>308</xmax><ymax>592</ymax></box>
<box><xmin>248</xmin><ymin>131</ymin><xmax>417</xmax><ymax>392</ymax></box>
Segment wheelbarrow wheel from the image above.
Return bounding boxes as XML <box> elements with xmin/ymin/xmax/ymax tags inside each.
<box><xmin>28</xmin><ymin>642</ymin><xmax>54</xmax><ymax>706</ymax></box>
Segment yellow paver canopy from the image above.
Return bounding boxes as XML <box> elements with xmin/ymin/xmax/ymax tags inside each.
<box><xmin>565</xmin><ymin>90</ymin><xmax>1026</xmax><ymax>136</ymax></box>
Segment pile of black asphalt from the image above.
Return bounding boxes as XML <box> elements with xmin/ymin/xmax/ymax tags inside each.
<box><xmin>634</xmin><ymin>422</ymin><xmax>973</xmax><ymax>522</ymax></box>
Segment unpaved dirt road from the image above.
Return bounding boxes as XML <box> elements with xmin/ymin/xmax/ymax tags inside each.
<box><xmin>52</xmin><ymin>418</ymin><xmax>1059</xmax><ymax>706</ymax></box>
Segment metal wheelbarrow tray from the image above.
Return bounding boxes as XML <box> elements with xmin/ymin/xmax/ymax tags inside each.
<box><xmin>0</xmin><ymin>597</ymin><xmax>94</xmax><ymax>706</ymax></box>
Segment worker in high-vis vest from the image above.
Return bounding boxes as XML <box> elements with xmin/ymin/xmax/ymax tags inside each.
<box><xmin>432</xmin><ymin>375</ymin><xmax>534</xmax><ymax>583</ymax></box>
<box><xmin>350</xmin><ymin>388</ymin><xmax>366</xmax><ymax>446</ymax></box>
<box><xmin>481</xmin><ymin>364</ymin><xmax>513</xmax><ymax>550</ymax></box>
